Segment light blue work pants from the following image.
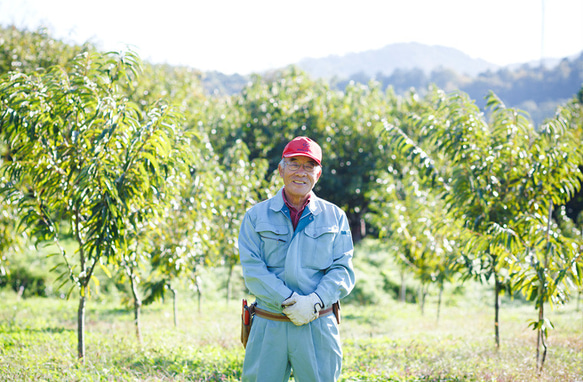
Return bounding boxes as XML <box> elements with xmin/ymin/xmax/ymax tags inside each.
<box><xmin>242</xmin><ymin>314</ymin><xmax>342</xmax><ymax>382</ymax></box>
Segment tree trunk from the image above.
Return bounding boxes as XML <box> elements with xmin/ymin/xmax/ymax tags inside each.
<box><xmin>17</xmin><ymin>285</ymin><xmax>25</xmax><ymax>299</ymax></box>
<box><xmin>418</xmin><ymin>284</ymin><xmax>426</xmax><ymax>315</ymax></box>
<box><xmin>197</xmin><ymin>289</ymin><xmax>202</xmax><ymax>313</ymax></box>
<box><xmin>436</xmin><ymin>283</ymin><xmax>443</xmax><ymax>324</ymax></box>
<box><xmin>399</xmin><ymin>270</ymin><xmax>406</xmax><ymax>302</ymax></box>
<box><xmin>349</xmin><ymin>215</ymin><xmax>366</xmax><ymax>244</ymax></box>
<box><xmin>75</xmin><ymin>209</ymin><xmax>86</xmax><ymax>360</ymax></box>
<box><xmin>77</xmin><ymin>291</ymin><xmax>86</xmax><ymax>360</ymax></box>
<box><xmin>537</xmin><ymin>199</ymin><xmax>553</xmax><ymax>373</ymax></box>
<box><xmin>194</xmin><ymin>276</ymin><xmax>202</xmax><ymax>314</ymax></box>
<box><xmin>494</xmin><ymin>278</ymin><xmax>501</xmax><ymax>349</ymax></box>
<box><xmin>226</xmin><ymin>264</ymin><xmax>233</xmax><ymax>304</ymax></box>
<box><xmin>129</xmin><ymin>269</ymin><xmax>142</xmax><ymax>344</ymax></box>
<box><xmin>536</xmin><ymin>298</ymin><xmax>548</xmax><ymax>373</ymax></box>
<box><xmin>170</xmin><ymin>285</ymin><xmax>178</xmax><ymax>328</ymax></box>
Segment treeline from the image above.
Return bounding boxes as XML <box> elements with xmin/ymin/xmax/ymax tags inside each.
<box><xmin>333</xmin><ymin>54</ymin><xmax>583</xmax><ymax>126</ymax></box>
<box><xmin>1</xmin><ymin>25</ymin><xmax>582</xmax><ymax>372</ymax></box>
<box><xmin>204</xmin><ymin>51</ymin><xmax>583</xmax><ymax>127</ymax></box>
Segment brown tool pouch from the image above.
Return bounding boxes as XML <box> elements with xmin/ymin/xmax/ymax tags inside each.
<box><xmin>332</xmin><ymin>301</ymin><xmax>341</xmax><ymax>324</ymax></box>
<box><xmin>241</xmin><ymin>300</ymin><xmax>256</xmax><ymax>349</ymax></box>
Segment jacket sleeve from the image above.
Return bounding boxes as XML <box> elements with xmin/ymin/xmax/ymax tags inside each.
<box><xmin>239</xmin><ymin>211</ymin><xmax>293</xmax><ymax>309</ymax></box>
<box><xmin>314</xmin><ymin>211</ymin><xmax>356</xmax><ymax>307</ymax></box>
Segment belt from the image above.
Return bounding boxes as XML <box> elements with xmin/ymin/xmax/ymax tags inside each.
<box><xmin>253</xmin><ymin>306</ymin><xmax>334</xmax><ymax>322</ymax></box>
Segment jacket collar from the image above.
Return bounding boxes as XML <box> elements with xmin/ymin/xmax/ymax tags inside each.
<box><xmin>271</xmin><ymin>187</ymin><xmax>321</xmax><ymax>216</ymax></box>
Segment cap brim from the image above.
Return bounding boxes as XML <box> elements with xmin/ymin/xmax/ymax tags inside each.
<box><xmin>283</xmin><ymin>153</ymin><xmax>321</xmax><ymax>165</ymax></box>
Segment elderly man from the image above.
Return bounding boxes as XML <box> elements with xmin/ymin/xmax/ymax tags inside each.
<box><xmin>239</xmin><ymin>136</ymin><xmax>356</xmax><ymax>382</ymax></box>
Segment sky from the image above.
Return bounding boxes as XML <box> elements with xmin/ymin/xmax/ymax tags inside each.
<box><xmin>0</xmin><ymin>0</ymin><xmax>582</xmax><ymax>75</ymax></box>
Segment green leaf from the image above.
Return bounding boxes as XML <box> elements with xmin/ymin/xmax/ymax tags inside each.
<box><xmin>99</xmin><ymin>262</ymin><xmax>112</xmax><ymax>278</ymax></box>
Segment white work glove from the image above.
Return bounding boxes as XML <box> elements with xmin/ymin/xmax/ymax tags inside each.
<box><xmin>281</xmin><ymin>292</ymin><xmax>324</xmax><ymax>326</ymax></box>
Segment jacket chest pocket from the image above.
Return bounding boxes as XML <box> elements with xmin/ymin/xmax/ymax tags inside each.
<box><xmin>256</xmin><ymin>223</ymin><xmax>289</xmax><ymax>268</ymax></box>
<box><xmin>302</xmin><ymin>225</ymin><xmax>338</xmax><ymax>270</ymax></box>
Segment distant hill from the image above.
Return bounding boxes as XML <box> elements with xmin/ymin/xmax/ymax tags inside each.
<box><xmin>296</xmin><ymin>42</ymin><xmax>499</xmax><ymax>79</ymax></box>
<box><xmin>201</xmin><ymin>43</ymin><xmax>582</xmax><ymax>127</ymax></box>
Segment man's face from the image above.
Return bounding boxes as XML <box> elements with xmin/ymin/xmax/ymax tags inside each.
<box><xmin>278</xmin><ymin>156</ymin><xmax>322</xmax><ymax>200</ymax></box>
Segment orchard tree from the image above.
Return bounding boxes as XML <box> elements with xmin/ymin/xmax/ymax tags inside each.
<box><xmin>384</xmin><ymin>89</ymin><xmax>530</xmax><ymax>347</ymax></box>
<box><xmin>0</xmin><ymin>185</ymin><xmax>26</xmax><ymax>281</ymax></box>
<box><xmin>509</xmin><ymin>104</ymin><xmax>583</xmax><ymax>371</ymax></box>
<box><xmin>0</xmin><ymin>143</ymin><xmax>24</xmax><ymax>277</ymax></box>
<box><xmin>369</xmin><ymin>159</ymin><xmax>462</xmax><ymax>318</ymax></box>
<box><xmin>140</xmin><ymin>135</ymin><xmax>218</xmax><ymax>319</ymax></box>
<box><xmin>317</xmin><ymin>81</ymin><xmax>397</xmax><ymax>241</ymax></box>
<box><xmin>383</xmin><ymin>88</ymin><xmax>583</xmax><ymax>370</ymax></box>
<box><xmin>108</xmin><ymin>61</ymin><xmax>208</xmax><ymax>334</ymax></box>
<box><xmin>213</xmin><ymin>140</ymin><xmax>269</xmax><ymax>303</ymax></box>
<box><xmin>0</xmin><ymin>25</ymin><xmax>91</xmax><ymax>75</ymax></box>
<box><xmin>0</xmin><ymin>50</ymin><xmax>191</xmax><ymax>359</ymax></box>
<box><xmin>0</xmin><ymin>25</ymin><xmax>89</xmax><ymax>278</ymax></box>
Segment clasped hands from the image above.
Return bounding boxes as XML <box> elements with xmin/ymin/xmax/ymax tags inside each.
<box><xmin>281</xmin><ymin>292</ymin><xmax>324</xmax><ymax>326</ymax></box>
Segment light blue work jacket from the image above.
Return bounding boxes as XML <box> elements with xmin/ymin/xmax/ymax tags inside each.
<box><xmin>239</xmin><ymin>188</ymin><xmax>355</xmax><ymax>313</ymax></box>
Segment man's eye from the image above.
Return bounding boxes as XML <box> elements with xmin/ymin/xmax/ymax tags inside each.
<box><xmin>286</xmin><ymin>162</ymin><xmax>316</xmax><ymax>171</ymax></box>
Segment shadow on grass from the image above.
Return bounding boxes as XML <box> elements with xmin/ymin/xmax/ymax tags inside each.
<box><xmin>95</xmin><ymin>308</ymin><xmax>132</xmax><ymax>317</ymax></box>
<box><xmin>343</xmin><ymin>312</ymin><xmax>377</xmax><ymax>325</ymax></box>
<box><xmin>121</xmin><ymin>354</ymin><xmax>243</xmax><ymax>381</ymax></box>
<box><xmin>0</xmin><ymin>325</ymin><xmax>75</xmax><ymax>334</ymax></box>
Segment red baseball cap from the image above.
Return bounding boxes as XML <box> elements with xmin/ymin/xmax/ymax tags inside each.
<box><xmin>282</xmin><ymin>136</ymin><xmax>322</xmax><ymax>165</ymax></box>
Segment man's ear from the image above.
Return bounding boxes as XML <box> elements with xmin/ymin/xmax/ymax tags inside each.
<box><xmin>278</xmin><ymin>163</ymin><xmax>284</xmax><ymax>178</ymax></box>
<box><xmin>316</xmin><ymin>168</ymin><xmax>322</xmax><ymax>181</ymax></box>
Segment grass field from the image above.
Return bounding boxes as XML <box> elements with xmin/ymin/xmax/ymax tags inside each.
<box><xmin>0</xmin><ymin>285</ymin><xmax>581</xmax><ymax>382</ymax></box>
